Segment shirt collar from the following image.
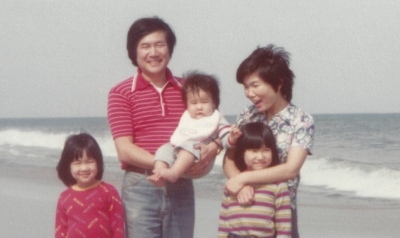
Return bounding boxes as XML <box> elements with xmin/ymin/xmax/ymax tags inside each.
<box><xmin>272</xmin><ymin>103</ymin><xmax>295</xmax><ymax>125</ymax></box>
<box><xmin>71</xmin><ymin>180</ymin><xmax>102</xmax><ymax>191</ymax></box>
<box><xmin>248</xmin><ymin>102</ymin><xmax>294</xmax><ymax>125</ymax></box>
<box><xmin>131</xmin><ymin>68</ymin><xmax>182</xmax><ymax>92</ymax></box>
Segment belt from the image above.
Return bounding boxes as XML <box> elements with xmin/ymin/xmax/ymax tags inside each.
<box><xmin>125</xmin><ymin>165</ymin><xmax>153</xmax><ymax>176</ymax></box>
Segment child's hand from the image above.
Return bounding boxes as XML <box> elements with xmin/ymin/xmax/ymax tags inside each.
<box><xmin>228</xmin><ymin>125</ymin><xmax>242</xmax><ymax>145</ymax></box>
<box><xmin>236</xmin><ymin>185</ymin><xmax>254</xmax><ymax>205</ymax></box>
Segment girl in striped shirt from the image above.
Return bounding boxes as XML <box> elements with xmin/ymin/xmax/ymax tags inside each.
<box><xmin>218</xmin><ymin>122</ymin><xmax>292</xmax><ymax>238</ymax></box>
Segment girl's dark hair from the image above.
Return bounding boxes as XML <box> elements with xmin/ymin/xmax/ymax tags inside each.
<box><xmin>56</xmin><ymin>133</ymin><xmax>104</xmax><ymax>187</ymax></box>
<box><xmin>234</xmin><ymin>122</ymin><xmax>280</xmax><ymax>172</ymax></box>
<box><xmin>181</xmin><ymin>71</ymin><xmax>220</xmax><ymax>109</ymax></box>
<box><xmin>236</xmin><ymin>44</ymin><xmax>294</xmax><ymax>102</ymax></box>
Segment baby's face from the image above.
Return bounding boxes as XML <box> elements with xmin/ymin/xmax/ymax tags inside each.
<box><xmin>186</xmin><ymin>89</ymin><xmax>215</xmax><ymax>119</ymax></box>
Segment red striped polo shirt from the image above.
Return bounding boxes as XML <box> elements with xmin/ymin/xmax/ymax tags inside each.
<box><xmin>107</xmin><ymin>68</ymin><xmax>185</xmax><ymax>169</ymax></box>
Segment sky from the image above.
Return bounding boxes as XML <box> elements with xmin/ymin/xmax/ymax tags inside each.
<box><xmin>1</xmin><ymin>0</ymin><xmax>400</xmax><ymax>118</ymax></box>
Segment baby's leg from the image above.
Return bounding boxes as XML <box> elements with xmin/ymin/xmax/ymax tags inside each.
<box><xmin>147</xmin><ymin>161</ymin><xmax>168</xmax><ymax>187</ymax></box>
<box><xmin>159</xmin><ymin>149</ymin><xmax>195</xmax><ymax>183</ymax></box>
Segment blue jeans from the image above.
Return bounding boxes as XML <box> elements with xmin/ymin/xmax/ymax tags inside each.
<box><xmin>122</xmin><ymin>171</ymin><xmax>195</xmax><ymax>238</ymax></box>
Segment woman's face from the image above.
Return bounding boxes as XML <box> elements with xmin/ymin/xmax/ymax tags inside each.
<box><xmin>243</xmin><ymin>73</ymin><xmax>281</xmax><ymax>113</ymax></box>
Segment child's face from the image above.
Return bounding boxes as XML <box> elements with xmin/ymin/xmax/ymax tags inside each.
<box><xmin>70</xmin><ymin>150</ymin><xmax>98</xmax><ymax>188</ymax></box>
<box><xmin>186</xmin><ymin>88</ymin><xmax>215</xmax><ymax>119</ymax></box>
<box><xmin>244</xmin><ymin>145</ymin><xmax>273</xmax><ymax>171</ymax></box>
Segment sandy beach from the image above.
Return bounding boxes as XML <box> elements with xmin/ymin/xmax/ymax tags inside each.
<box><xmin>1</xmin><ymin>163</ymin><xmax>400</xmax><ymax>238</ymax></box>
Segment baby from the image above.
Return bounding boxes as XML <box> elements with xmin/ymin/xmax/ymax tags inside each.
<box><xmin>148</xmin><ymin>72</ymin><xmax>242</xmax><ymax>187</ymax></box>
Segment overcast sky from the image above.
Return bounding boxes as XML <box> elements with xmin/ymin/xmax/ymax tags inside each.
<box><xmin>1</xmin><ymin>0</ymin><xmax>400</xmax><ymax>118</ymax></box>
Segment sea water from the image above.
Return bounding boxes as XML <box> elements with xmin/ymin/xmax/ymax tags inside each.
<box><xmin>1</xmin><ymin>114</ymin><xmax>400</xmax><ymax>199</ymax></box>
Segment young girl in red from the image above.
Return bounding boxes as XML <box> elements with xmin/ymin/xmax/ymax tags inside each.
<box><xmin>55</xmin><ymin>133</ymin><xmax>124</xmax><ymax>238</ymax></box>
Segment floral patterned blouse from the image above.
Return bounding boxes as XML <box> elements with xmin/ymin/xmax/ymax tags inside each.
<box><xmin>236</xmin><ymin>103</ymin><xmax>315</xmax><ymax>209</ymax></box>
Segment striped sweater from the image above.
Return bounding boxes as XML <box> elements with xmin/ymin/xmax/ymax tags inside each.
<box><xmin>218</xmin><ymin>182</ymin><xmax>292</xmax><ymax>238</ymax></box>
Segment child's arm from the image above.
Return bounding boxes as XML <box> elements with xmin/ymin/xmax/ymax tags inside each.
<box><xmin>55</xmin><ymin>195</ymin><xmax>68</xmax><ymax>238</ymax></box>
<box><xmin>107</xmin><ymin>185</ymin><xmax>125</xmax><ymax>238</ymax></box>
<box><xmin>274</xmin><ymin>183</ymin><xmax>292</xmax><ymax>238</ymax></box>
<box><xmin>218</xmin><ymin>117</ymin><xmax>240</xmax><ymax>149</ymax></box>
<box><xmin>217</xmin><ymin>192</ymin><xmax>231</xmax><ymax>238</ymax></box>
<box><xmin>227</xmin><ymin>125</ymin><xmax>242</xmax><ymax>146</ymax></box>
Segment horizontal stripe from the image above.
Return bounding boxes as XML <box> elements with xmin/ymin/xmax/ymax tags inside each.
<box><xmin>220</xmin><ymin>214</ymin><xmax>273</xmax><ymax>220</ymax></box>
<box><xmin>218</xmin><ymin>182</ymin><xmax>291</xmax><ymax>238</ymax></box>
<box><xmin>107</xmin><ymin>72</ymin><xmax>185</xmax><ymax>163</ymax></box>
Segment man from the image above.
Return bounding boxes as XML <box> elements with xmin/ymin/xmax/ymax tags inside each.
<box><xmin>107</xmin><ymin>17</ymin><xmax>218</xmax><ymax>238</ymax></box>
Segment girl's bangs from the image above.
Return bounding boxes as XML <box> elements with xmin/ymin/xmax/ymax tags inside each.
<box><xmin>242</xmin><ymin>135</ymin><xmax>264</xmax><ymax>149</ymax></box>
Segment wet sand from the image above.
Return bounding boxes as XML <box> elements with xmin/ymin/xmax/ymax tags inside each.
<box><xmin>1</xmin><ymin>164</ymin><xmax>399</xmax><ymax>237</ymax></box>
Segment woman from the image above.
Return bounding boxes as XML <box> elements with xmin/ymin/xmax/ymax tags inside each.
<box><xmin>223</xmin><ymin>44</ymin><xmax>314</xmax><ymax>238</ymax></box>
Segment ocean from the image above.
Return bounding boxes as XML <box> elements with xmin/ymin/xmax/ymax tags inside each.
<box><xmin>1</xmin><ymin>114</ymin><xmax>400</xmax><ymax>200</ymax></box>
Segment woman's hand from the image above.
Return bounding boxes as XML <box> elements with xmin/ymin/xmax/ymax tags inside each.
<box><xmin>223</xmin><ymin>173</ymin><xmax>246</xmax><ymax>195</ymax></box>
<box><xmin>185</xmin><ymin>141</ymin><xmax>218</xmax><ymax>176</ymax></box>
<box><xmin>224</xmin><ymin>175</ymin><xmax>255</xmax><ymax>205</ymax></box>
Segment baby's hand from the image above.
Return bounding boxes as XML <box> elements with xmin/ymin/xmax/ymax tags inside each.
<box><xmin>228</xmin><ymin>125</ymin><xmax>242</xmax><ymax>145</ymax></box>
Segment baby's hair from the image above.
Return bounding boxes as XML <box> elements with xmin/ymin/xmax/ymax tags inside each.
<box><xmin>181</xmin><ymin>71</ymin><xmax>220</xmax><ymax>109</ymax></box>
<box><xmin>56</xmin><ymin>133</ymin><xmax>104</xmax><ymax>187</ymax></box>
<box><xmin>234</xmin><ymin>122</ymin><xmax>280</xmax><ymax>172</ymax></box>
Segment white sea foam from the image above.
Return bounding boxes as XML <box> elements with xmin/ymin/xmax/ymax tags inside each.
<box><xmin>0</xmin><ymin>129</ymin><xmax>117</xmax><ymax>157</ymax></box>
<box><xmin>3</xmin><ymin>129</ymin><xmax>400</xmax><ymax>200</ymax></box>
<box><xmin>0</xmin><ymin>129</ymin><xmax>68</xmax><ymax>149</ymax></box>
<box><xmin>93</xmin><ymin>136</ymin><xmax>117</xmax><ymax>157</ymax></box>
<box><xmin>301</xmin><ymin>157</ymin><xmax>400</xmax><ymax>199</ymax></box>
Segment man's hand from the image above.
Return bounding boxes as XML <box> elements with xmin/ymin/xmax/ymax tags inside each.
<box><xmin>185</xmin><ymin>142</ymin><xmax>218</xmax><ymax>177</ymax></box>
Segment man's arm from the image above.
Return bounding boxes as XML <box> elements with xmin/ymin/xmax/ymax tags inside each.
<box><xmin>114</xmin><ymin>136</ymin><xmax>155</xmax><ymax>169</ymax></box>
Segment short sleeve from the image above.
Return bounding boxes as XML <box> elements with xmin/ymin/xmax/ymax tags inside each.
<box><xmin>291</xmin><ymin>113</ymin><xmax>314</xmax><ymax>153</ymax></box>
<box><xmin>107</xmin><ymin>84</ymin><xmax>134</xmax><ymax>140</ymax></box>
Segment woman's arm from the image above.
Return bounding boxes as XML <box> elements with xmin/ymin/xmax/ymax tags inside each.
<box><xmin>223</xmin><ymin>149</ymin><xmax>255</xmax><ymax>205</ymax></box>
<box><xmin>224</xmin><ymin>146</ymin><xmax>309</xmax><ymax>194</ymax></box>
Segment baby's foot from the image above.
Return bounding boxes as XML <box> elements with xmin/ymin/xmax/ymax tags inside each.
<box><xmin>159</xmin><ymin>168</ymin><xmax>179</xmax><ymax>183</ymax></box>
<box><xmin>147</xmin><ymin>174</ymin><xmax>165</xmax><ymax>187</ymax></box>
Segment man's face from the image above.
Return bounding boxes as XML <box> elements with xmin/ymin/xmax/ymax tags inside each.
<box><xmin>136</xmin><ymin>31</ymin><xmax>170</xmax><ymax>82</ymax></box>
